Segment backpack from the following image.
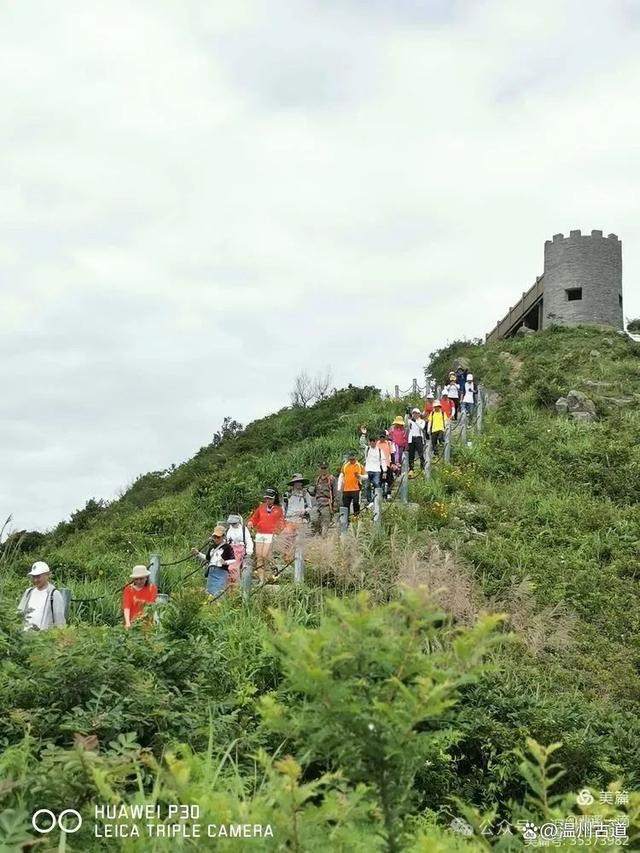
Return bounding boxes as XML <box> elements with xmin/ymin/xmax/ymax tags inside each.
<box><xmin>315</xmin><ymin>474</ymin><xmax>335</xmax><ymax>504</ymax></box>
<box><xmin>284</xmin><ymin>490</ymin><xmax>312</xmax><ymax>518</ymax></box>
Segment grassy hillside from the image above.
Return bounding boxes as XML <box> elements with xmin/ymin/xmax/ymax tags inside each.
<box><xmin>1</xmin><ymin>326</ymin><xmax>639</xmax><ymax>851</ymax></box>
<box><xmin>430</xmin><ymin>325</ymin><xmax>640</xmax><ymax>702</ymax></box>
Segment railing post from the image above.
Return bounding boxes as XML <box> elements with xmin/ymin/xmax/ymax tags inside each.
<box><xmin>394</xmin><ymin>384</ymin><xmax>400</xmax><ymax>400</ymax></box>
<box><xmin>294</xmin><ymin>540</ymin><xmax>304</xmax><ymax>583</ymax></box>
<box><xmin>477</xmin><ymin>386</ymin><xmax>484</xmax><ymax>433</ymax></box>
<box><xmin>444</xmin><ymin>420</ymin><xmax>452</xmax><ymax>463</ymax></box>
<box><xmin>373</xmin><ymin>487</ymin><xmax>382</xmax><ymax>528</ymax></box>
<box><xmin>339</xmin><ymin>506</ymin><xmax>349</xmax><ymax>533</ymax></box>
<box><xmin>424</xmin><ymin>440</ymin><xmax>432</xmax><ymax>480</ymax></box>
<box><xmin>59</xmin><ymin>588</ymin><xmax>71</xmax><ymax>621</ymax></box>
<box><xmin>400</xmin><ymin>453</ymin><xmax>409</xmax><ymax>504</ymax></box>
<box><xmin>149</xmin><ymin>554</ymin><xmax>161</xmax><ymax>588</ymax></box>
<box><xmin>241</xmin><ymin>554</ymin><xmax>253</xmax><ymax>602</ymax></box>
<box><xmin>154</xmin><ymin>592</ymin><xmax>169</xmax><ymax>623</ymax></box>
<box><xmin>461</xmin><ymin>409</ymin><xmax>468</xmax><ymax>445</ymax></box>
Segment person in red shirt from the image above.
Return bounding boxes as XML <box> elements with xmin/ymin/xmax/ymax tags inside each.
<box><xmin>423</xmin><ymin>393</ymin><xmax>435</xmax><ymax>418</ymax></box>
<box><xmin>122</xmin><ymin>565</ymin><xmax>158</xmax><ymax>628</ymax></box>
<box><xmin>440</xmin><ymin>390</ymin><xmax>455</xmax><ymax>419</ymax></box>
<box><xmin>247</xmin><ymin>488</ymin><xmax>285</xmax><ymax>582</ymax></box>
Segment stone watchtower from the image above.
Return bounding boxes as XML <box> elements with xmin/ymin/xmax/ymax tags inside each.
<box><xmin>542</xmin><ymin>229</ymin><xmax>623</xmax><ymax>330</ymax></box>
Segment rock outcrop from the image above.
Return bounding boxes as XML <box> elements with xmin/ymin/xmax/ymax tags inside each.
<box><xmin>483</xmin><ymin>389</ymin><xmax>501</xmax><ymax>410</ymax></box>
<box><xmin>515</xmin><ymin>326</ymin><xmax>535</xmax><ymax>338</ymax></box>
<box><xmin>555</xmin><ymin>390</ymin><xmax>597</xmax><ymax>423</ymax></box>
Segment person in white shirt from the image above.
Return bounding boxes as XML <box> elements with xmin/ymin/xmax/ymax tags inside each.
<box><xmin>462</xmin><ymin>373</ymin><xmax>476</xmax><ymax>416</ymax></box>
<box><xmin>445</xmin><ymin>378</ymin><xmax>460</xmax><ymax>418</ymax></box>
<box><xmin>17</xmin><ymin>561</ymin><xmax>66</xmax><ymax>631</ymax></box>
<box><xmin>365</xmin><ymin>435</ymin><xmax>388</xmax><ymax>502</ymax></box>
<box><xmin>407</xmin><ymin>408</ymin><xmax>426</xmax><ymax>475</ymax></box>
<box><xmin>226</xmin><ymin>514</ymin><xmax>254</xmax><ymax>584</ymax></box>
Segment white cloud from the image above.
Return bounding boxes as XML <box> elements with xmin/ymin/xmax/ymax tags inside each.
<box><xmin>1</xmin><ymin>0</ymin><xmax>639</xmax><ymax>530</ymax></box>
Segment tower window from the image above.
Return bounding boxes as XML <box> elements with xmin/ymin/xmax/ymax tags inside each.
<box><xmin>566</xmin><ymin>287</ymin><xmax>582</xmax><ymax>302</ymax></box>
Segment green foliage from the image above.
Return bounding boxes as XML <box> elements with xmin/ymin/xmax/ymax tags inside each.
<box><xmin>260</xmin><ymin>591</ymin><xmax>503</xmax><ymax>851</ymax></box>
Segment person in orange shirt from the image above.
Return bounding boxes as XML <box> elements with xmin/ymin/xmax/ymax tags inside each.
<box><xmin>339</xmin><ymin>450</ymin><xmax>366</xmax><ymax>519</ymax></box>
<box><xmin>247</xmin><ymin>488</ymin><xmax>285</xmax><ymax>582</ymax></box>
<box><xmin>122</xmin><ymin>565</ymin><xmax>158</xmax><ymax>628</ymax></box>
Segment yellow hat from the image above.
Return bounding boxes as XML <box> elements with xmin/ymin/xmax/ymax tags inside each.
<box><xmin>392</xmin><ymin>416</ymin><xmax>405</xmax><ymax>426</ymax></box>
<box><xmin>212</xmin><ymin>525</ymin><xmax>226</xmax><ymax>538</ymax></box>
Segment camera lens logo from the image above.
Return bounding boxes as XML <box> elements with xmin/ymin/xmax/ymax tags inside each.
<box><xmin>576</xmin><ymin>789</ymin><xmax>594</xmax><ymax>807</ymax></box>
<box><xmin>32</xmin><ymin>809</ymin><xmax>83</xmax><ymax>834</ymax></box>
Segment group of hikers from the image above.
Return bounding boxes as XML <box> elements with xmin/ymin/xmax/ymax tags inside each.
<box><xmin>16</xmin><ymin>365</ymin><xmax>478</xmax><ymax>630</ymax></box>
<box><xmin>387</xmin><ymin>366</ymin><xmax>477</xmax><ymax>475</ymax></box>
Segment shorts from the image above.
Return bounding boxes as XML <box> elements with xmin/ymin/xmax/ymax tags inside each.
<box><xmin>255</xmin><ymin>533</ymin><xmax>274</xmax><ymax>544</ymax></box>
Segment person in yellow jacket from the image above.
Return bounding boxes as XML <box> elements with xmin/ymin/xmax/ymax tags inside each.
<box><xmin>428</xmin><ymin>399</ymin><xmax>449</xmax><ymax>457</ymax></box>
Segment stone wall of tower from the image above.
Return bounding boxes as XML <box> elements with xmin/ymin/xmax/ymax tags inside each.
<box><xmin>542</xmin><ymin>230</ymin><xmax>623</xmax><ymax>330</ymax></box>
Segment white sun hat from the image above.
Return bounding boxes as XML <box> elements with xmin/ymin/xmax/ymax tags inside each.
<box><xmin>29</xmin><ymin>561</ymin><xmax>50</xmax><ymax>576</ymax></box>
<box><xmin>130</xmin><ymin>565</ymin><xmax>151</xmax><ymax>579</ymax></box>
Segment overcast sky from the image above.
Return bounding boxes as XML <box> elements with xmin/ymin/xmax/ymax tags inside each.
<box><xmin>2</xmin><ymin>0</ymin><xmax>639</xmax><ymax>532</ymax></box>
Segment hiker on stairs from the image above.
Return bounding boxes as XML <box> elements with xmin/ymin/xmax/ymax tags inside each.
<box><xmin>338</xmin><ymin>450</ymin><xmax>366</xmax><ymax>520</ymax></box>
<box><xmin>193</xmin><ymin>525</ymin><xmax>235</xmax><ymax>597</ymax></box>
<box><xmin>445</xmin><ymin>374</ymin><xmax>460</xmax><ymax>418</ymax></box>
<box><xmin>377</xmin><ymin>432</ymin><xmax>394</xmax><ymax>498</ymax></box>
<box><xmin>462</xmin><ymin>373</ymin><xmax>476</xmax><ymax>416</ymax></box>
<box><xmin>226</xmin><ymin>514</ymin><xmax>254</xmax><ymax>585</ymax></box>
<box><xmin>455</xmin><ymin>366</ymin><xmax>467</xmax><ymax>414</ymax></box>
<box><xmin>407</xmin><ymin>408</ymin><xmax>426</xmax><ymax>476</ymax></box>
<box><xmin>247</xmin><ymin>488</ymin><xmax>284</xmax><ymax>583</ymax></box>
<box><xmin>440</xmin><ymin>388</ymin><xmax>455</xmax><ymax>419</ymax></box>
<box><xmin>428</xmin><ymin>399</ymin><xmax>449</xmax><ymax>457</ymax></box>
<box><xmin>283</xmin><ymin>474</ymin><xmax>312</xmax><ymax>559</ymax></box>
<box><xmin>365</xmin><ymin>435</ymin><xmax>387</xmax><ymax>504</ymax></box>
<box><xmin>389</xmin><ymin>416</ymin><xmax>408</xmax><ymax>465</ymax></box>
<box><xmin>423</xmin><ymin>392</ymin><xmax>435</xmax><ymax>419</ymax></box>
<box><xmin>314</xmin><ymin>462</ymin><xmax>336</xmax><ymax>536</ymax></box>
<box><xmin>17</xmin><ymin>561</ymin><xmax>66</xmax><ymax>631</ymax></box>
